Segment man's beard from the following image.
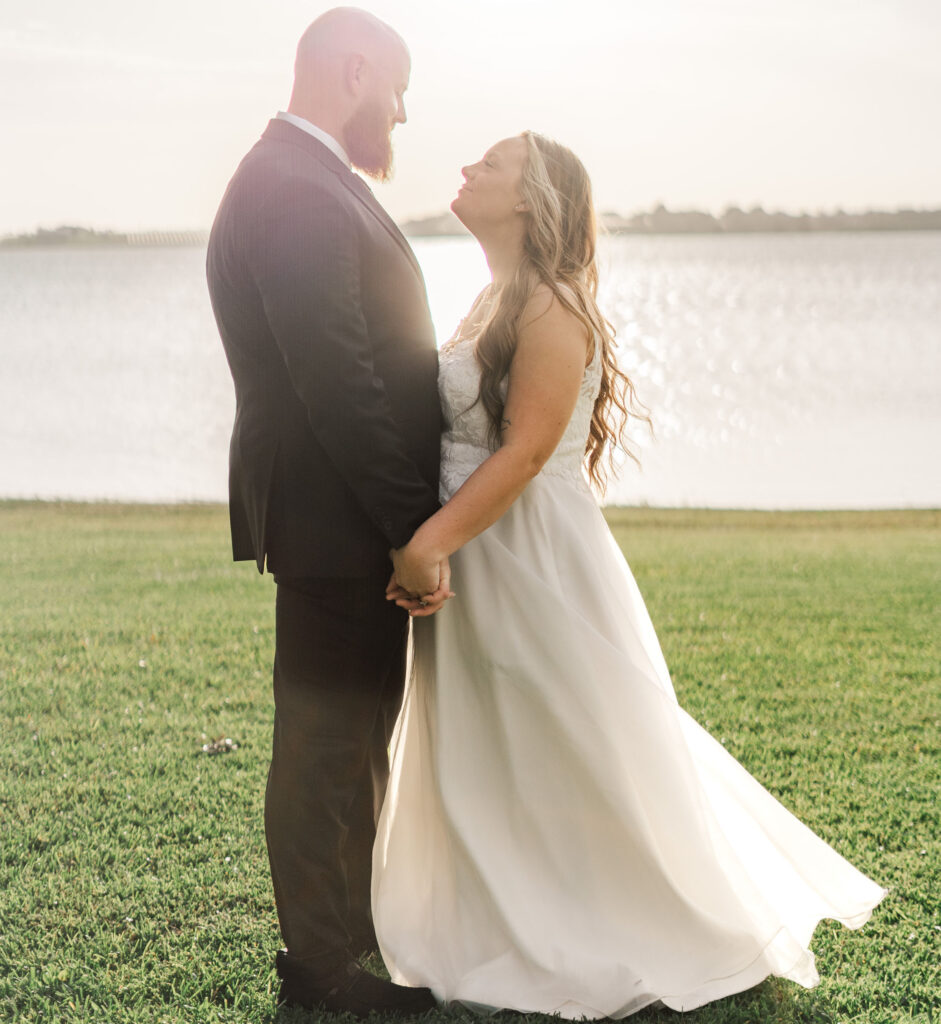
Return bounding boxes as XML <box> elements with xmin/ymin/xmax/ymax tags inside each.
<box><xmin>345</xmin><ymin>99</ymin><xmax>394</xmax><ymax>182</ymax></box>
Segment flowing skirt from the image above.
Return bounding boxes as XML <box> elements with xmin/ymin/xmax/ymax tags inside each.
<box><xmin>372</xmin><ymin>474</ymin><xmax>885</xmax><ymax>1018</ymax></box>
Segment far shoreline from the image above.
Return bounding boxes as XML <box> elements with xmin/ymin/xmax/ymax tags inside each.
<box><xmin>2</xmin><ymin>498</ymin><xmax>937</xmax><ymax>531</ymax></box>
<box><xmin>3</xmin><ymin>228</ymin><xmax>941</xmax><ymax>251</ymax></box>
<box><xmin>3</xmin><ymin>206</ymin><xmax>941</xmax><ymax>248</ymax></box>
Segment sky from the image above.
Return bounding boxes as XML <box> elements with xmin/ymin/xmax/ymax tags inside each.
<box><xmin>2</xmin><ymin>0</ymin><xmax>939</xmax><ymax>235</ymax></box>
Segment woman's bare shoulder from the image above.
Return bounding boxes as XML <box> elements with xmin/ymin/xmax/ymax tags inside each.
<box><xmin>519</xmin><ymin>283</ymin><xmax>589</xmax><ymax>352</ymax></box>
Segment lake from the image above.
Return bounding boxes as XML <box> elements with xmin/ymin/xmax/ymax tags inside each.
<box><xmin>1</xmin><ymin>232</ymin><xmax>938</xmax><ymax>508</ymax></box>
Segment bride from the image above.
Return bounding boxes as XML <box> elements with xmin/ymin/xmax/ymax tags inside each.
<box><xmin>377</xmin><ymin>131</ymin><xmax>885</xmax><ymax>1018</ymax></box>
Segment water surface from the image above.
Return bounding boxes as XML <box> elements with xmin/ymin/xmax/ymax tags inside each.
<box><xmin>1</xmin><ymin>232</ymin><xmax>938</xmax><ymax>508</ymax></box>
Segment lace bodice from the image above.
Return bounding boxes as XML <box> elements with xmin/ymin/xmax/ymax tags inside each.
<box><xmin>438</xmin><ymin>333</ymin><xmax>602</xmax><ymax>500</ymax></box>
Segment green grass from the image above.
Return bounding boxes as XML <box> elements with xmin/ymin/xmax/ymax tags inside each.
<box><xmin>1</xmin><ymin>502</ymin><xmax>938</xmax><ymax>1024</ymax></box>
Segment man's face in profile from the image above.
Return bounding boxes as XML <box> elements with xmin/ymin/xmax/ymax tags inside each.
<box><xmin>345</xmin><ymin>49</ymin><xmax>410</xmax><ymax>182</ymax></box>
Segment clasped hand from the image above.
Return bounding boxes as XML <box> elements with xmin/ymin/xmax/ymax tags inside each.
<box><xmin>386</xmin><ymin>544</ymin><xmax>454</xmax><ymax>617</ymax></box>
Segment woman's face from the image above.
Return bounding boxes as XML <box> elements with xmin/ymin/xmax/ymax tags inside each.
<box><xmin>451</xmin><ymin>136</ymin><xmax>528</xmax><ymax>230</ymax></box>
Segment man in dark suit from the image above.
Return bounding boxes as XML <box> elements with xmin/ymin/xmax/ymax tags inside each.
<box><xmin>206</xmin><ymin>8</ymin><xmax>447</xmax><ymax>1016</ymax></box>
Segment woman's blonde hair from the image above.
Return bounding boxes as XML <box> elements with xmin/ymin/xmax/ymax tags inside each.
<box><xmin>473</xmin><ymin>131</ymin><xmax>649</xmax><ymax>493</ymax></box>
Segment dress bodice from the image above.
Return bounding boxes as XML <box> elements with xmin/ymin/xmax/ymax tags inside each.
<box><xmin>438</xmin><ymin>329</ymin><xmax>602</xmax><ymax>500</ymax></box>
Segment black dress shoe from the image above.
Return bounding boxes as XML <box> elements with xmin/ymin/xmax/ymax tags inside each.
<box><xmin>275</xmin><ymin>949</ymin><xmax>437</xmax><ymax>1018</ymax></box>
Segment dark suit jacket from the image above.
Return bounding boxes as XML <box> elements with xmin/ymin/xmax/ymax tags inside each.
<box><xmin>206</xmin><ymin>119</ymin><xmax>441</xmax><ymax>577</ymax></box>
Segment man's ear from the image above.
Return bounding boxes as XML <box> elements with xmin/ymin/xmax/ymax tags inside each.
<box><xmin>345</xmin><ymin>53</ymin><xmax>367</xmax><ymax>96</ymax></box>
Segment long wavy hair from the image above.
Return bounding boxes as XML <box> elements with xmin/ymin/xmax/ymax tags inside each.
<box><xmin>473</xmin><ymin>131</ymin><xmax>649</xmax><ymax>493</ymax></box>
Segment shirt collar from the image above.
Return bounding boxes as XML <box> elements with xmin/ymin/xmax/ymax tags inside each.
<box><xmin>275</xmin><ymin>111</ymin><xmax>351</xmax><ymax>169</ymax></box>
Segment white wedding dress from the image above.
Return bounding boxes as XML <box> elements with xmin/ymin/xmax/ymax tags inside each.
<box><xmin>372</xmin><ymin>326</ymin><xmax>885</xmax><ymax>1018</ymax></box>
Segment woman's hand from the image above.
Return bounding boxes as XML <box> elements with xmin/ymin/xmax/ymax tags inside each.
<box><xmin>390</xmin><ymin>540</ymin><xmax>441</xmax><ymax>596</ymax></box>
<box><xmin>386</xmin><ymin>551</ymin><xmax>454</xmax><ymax>617</ymax></box>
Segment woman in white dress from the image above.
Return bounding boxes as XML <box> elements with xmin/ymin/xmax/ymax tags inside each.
<box><xmin>375</xmin><ymin>131</ymin><xmax>885</xmax><ymax>1018</ymax></box>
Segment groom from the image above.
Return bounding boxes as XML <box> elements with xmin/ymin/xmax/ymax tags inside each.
<box><xmin>206</xmin><ymin>7</ymin><xmax>448</xmax><ymax>1015</ymax></box>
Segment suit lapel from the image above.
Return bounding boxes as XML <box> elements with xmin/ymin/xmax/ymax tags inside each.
<box><xmin>338</xmin><ymin>173</ymin><xmax>425</xmax><ymax>280</ymax></box>
<box><xmin>262</xmin><ymin>119</ymin><xmax>425</xmax><ymax>284</ymax></box>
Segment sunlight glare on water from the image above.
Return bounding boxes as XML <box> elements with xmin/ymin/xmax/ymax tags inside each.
<box><xmin>1</xmin><ymin>232</ymin><xmax>938</xmax><ymax>508</ymax></box>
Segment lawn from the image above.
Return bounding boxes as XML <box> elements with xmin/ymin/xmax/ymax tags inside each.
<box><xmin>0</xmin><ymin>502</ymin><xmax>937</xmax><ymax>1023</ymax></box>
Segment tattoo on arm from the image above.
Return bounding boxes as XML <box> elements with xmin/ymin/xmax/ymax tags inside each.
<box><xmin>501</xmin><ymin>417</ymin><xmax>512</xmax><ymax>430</ymax></box>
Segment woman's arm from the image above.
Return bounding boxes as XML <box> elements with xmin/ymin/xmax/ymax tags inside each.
<box><xmin>389</xmin><ymin>286</ymin><xmax>590</xmax><ymax>603</ymax></box>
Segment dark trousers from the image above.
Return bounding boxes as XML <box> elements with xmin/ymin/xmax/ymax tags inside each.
<box><xmin>266</xmin><ymin>572</ymin><xmax>408</xmax><ymax>967</ymax></box>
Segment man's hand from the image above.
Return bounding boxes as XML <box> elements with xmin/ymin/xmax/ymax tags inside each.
<box><xmin>386</xmin><ymin>556</ymin><xmax>454</xmax><ymax>617</ymax></box>
<box><xmin>389</xmin><ymin>542</ymin><xmax>441</xmax><ymax>598</ymax></box>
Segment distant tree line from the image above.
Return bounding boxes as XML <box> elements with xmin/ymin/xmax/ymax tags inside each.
<box><xmin>600</xmin><ymin>204</ymin><xmax>941</xmax><ymax>234</ymax></box>
<box><xmin>4</xmin><ymin>207</ymin><xmax>940</xmax><ymax>246</ymax></box>
<box><xmin>0</xmin><ymin>226</ymin><xmax>208</xmax><ymax>247</ymax></box>
<box><xmin>399</xmin><ymin>205</ymin><xmax>941</xmax><ymax>237</ymax></box>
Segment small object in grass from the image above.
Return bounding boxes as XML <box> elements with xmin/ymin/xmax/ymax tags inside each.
<box><xmin>201</xmin><ymin>736</ymin><xmax>238</xmax><ymax>755</ymax></box>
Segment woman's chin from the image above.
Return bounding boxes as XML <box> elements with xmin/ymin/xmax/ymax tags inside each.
<box><xmin>450</xmin><ymin>196</ymin><xmax>470</xmax><ymax>227</ymax></box>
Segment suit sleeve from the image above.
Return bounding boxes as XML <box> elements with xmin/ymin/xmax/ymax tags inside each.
<box><xmin>247</xmin><ymin>178</ymin><xmax>439</xmax><ymax>550</ymax></box>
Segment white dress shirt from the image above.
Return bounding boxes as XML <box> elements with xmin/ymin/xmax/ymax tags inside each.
<box><xmin>275</xmin><ymin>111</ymin><xmax>351</xmax><ymax>169</ymax></box>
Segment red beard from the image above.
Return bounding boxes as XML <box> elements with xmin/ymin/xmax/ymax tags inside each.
<box><xmin>345</xmin><ymin>99</ymin><xmax>394</xmax><ymax>182</ymax></box>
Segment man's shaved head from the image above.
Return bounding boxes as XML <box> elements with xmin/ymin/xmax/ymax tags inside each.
<box><xmin>288</xmin><ymin>7</ymin><xmax>411</xmax><ymax>181</ymax></box>
<box><xmin>295</xmin><ymin>7</ymin><xmax>408</xmax><ymax>81</ymax></box>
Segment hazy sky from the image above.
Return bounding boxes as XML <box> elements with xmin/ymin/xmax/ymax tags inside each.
<box><xmin>2</xmin><ymin>0</ymin><xmax>939</xmax><ymax>234</ymax></box>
